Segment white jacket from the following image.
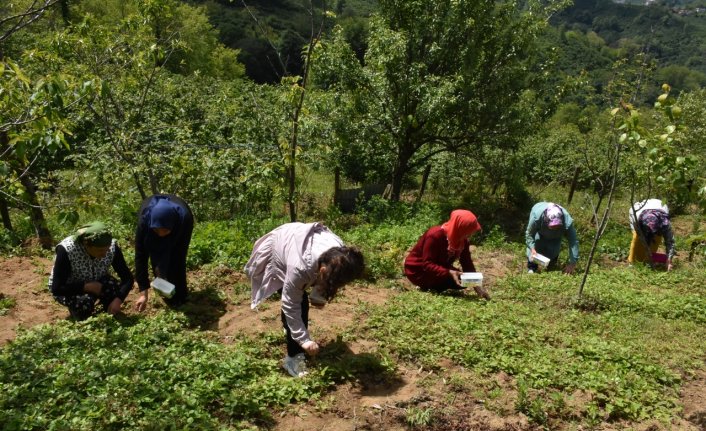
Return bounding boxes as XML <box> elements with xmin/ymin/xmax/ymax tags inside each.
<box><xmin>245</xmin><ymin>222</ymin><xmax>343</xmax><ymax>345</ymax></box>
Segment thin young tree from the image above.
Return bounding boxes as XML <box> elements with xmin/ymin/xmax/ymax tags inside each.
<box><xmin>241</xmin><ymin>0</ymin><xmax>329</xmax><ymax>222</ymax></box>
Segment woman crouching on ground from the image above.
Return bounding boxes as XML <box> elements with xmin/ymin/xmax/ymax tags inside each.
<box><xmin>48</xmin><ymin>222</ymin><xmax>134</xmax><ymax>320</ymax></box>
<box><xmin>245</xmin><ymin>222</ymin><xmax>365</xmax><ymax>378</ymax></box>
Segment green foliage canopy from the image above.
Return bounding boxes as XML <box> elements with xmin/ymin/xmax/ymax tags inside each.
<box><xmin>313</xmin><ymin>0</ymin><xmax>571</xmax><ymax>200</ymax></box>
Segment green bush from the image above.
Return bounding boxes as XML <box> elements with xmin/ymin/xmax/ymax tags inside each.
<box><xmin>187</xmin><ymin>217</ymin><xmax>286</xmax><ymax>269</ymax></box>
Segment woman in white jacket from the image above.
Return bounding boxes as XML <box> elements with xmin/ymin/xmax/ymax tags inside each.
<box><xmin>245</xmin><ymin>222</ymin><xmax>365</xmax><ymax>377</ymax></box>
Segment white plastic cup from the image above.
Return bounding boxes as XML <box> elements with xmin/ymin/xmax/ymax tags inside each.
<box><xmin>460</xmin><ymin>272</ymin><xmax>484</xmax><ymax>288</ymax></box>
<box><xmin>532</xmin><ymin>253</ymin><xmax>550</xmax><ymax>268</ymax></box>
<box><xmin>151</xmin><ymin>277</ymin><xmax>175</xmax><ymax>298</ymax></box>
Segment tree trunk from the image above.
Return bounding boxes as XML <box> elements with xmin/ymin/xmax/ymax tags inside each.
<box><xmin>578</xmin><ymin>142</ymin><xmax>623</xmax><ymax>297</ymax></box>
<box><xmin>288</xmin><ymin>159</ymin><xmax>296</xmax><ymax>222</ymax></box>
<box><xmin>18</xmin><ymin>175</ymin><xmax>53</xmax><ymax>249</ymax></box>
<box><xmin>334</xmin><ymin>167</ymin><xmax>341</xmax><ymax>205</ymax></box>
<box><xmin>567</xmin><ymin>167</ymin><xmax>580</xmax><ymax>205</ymax></box>
<box><xmin>0</xmin><ymin>131</ymin><xmax>14</xmax><ymax>231</ymax></box>
<box><xmin>417</xmin><ymin>164</ymin><xmax>431</xmax><ymax>203</ymax></box>
<box><xmin>0</xmin><ymin>195</ymin><xmax>12</xmax><ymax>231</ymax></box>
<box><xmin>390</xmin><ymin>147</ymin><xmax>412</xmax><ymax>202</ymax></box>
<box><xmin>60</xmin><ymin>0</ymin><xmax>71</xmax><ymax>26</ymax></box>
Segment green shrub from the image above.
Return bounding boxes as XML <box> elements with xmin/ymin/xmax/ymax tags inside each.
<box><xmin>187</xmin><ymin>217</ymin><xmax>286</xmax><ymax>269</ymax></box>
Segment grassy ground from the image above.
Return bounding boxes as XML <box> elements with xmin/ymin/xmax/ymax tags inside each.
<box><xmin>0</xmin><ymin>191</ymin><xmax>704</xmax><ymax>430</ymax></box>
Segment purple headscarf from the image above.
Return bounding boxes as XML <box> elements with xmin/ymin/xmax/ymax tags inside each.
<box><xmin>544</xmin><ymin>203</ymin><xmax>564</xmax><ymax>228</ymax></box>
<box><xmin>639</xmin><ymin>209</ymin><xmax>670</xmax><ymax>244</ymax></box>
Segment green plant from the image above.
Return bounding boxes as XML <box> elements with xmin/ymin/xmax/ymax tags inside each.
<box><xmin>479</xmin><ymin>225</ymin><xmax>509</xmax><ymax>249</ymax></box>
<box><xmin>362</xmin><ymin>265</ymin><xmax>705</xmax><ymax>427</ymax></box>
<box><xmin>405</xmin><ymin>406</ymin><xmax>434</xmax><ymax>428</ymax></box>
<box><xmin>0</xmin><ymin>312</ymin><xmax>330</xmax><ymax>429</ymax></box>
<box><xmin>0</xmin><ymin>294</ymin><xmax>16</xmax><ymax>316</ymax></box>
<box><xmin>187</xmin><ymin>217</ymin><xmax>286</xmax><ymax>269</ymax></box>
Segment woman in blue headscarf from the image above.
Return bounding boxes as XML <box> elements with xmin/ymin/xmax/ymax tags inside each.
<box><xmin>134</xmin><ymin>194</ymin><xmax>194</xmax><ymax>310</ymax></box>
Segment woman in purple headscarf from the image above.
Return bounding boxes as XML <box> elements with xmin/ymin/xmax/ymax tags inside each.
<box><xmin>628</xmin><ymin>199</ymin><xmax>675</xmax><ymax>271</ymax></box>
<box><xmin>134</xmin><ymin>194</ymin><xmax>194</xmax><ymax>310</ymax></box>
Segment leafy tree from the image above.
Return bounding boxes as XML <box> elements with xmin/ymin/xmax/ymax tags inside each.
<box><xmin>241</xmin><ymin>0</ymin><xmax>331</xmax><ymax>221</ymax></box>
<box><xmin>578</xmin><ymin>83</ymin><xmax>703</xmax><ymax>295</ymax></box>
<box><xmin>47</xmin><ymin>0</ymin><xmax>246</xmax><ymax>203</ymax></box>
<box><xmin>313</xmin><ymin>0</ymin><xmax>571</xmax><ymax>201</ymax></box>
<box><xmin>0</xmin><ymin>0</ymin><xmax>88</xmax><ymax>247</ymax></box>
<box><xmin>654</xmin><ymin>65</ymin><xmax>706</xmax><ymax>95</ymax></box>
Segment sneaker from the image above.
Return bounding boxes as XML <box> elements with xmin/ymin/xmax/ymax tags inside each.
<box><xmin>527</xmin><ymin>269</ymin><xmax>534</xmax><ymax>274</ymax></box>
<box><xmin>283</xmin><ymin>353</ymin><xmax>308</xmax><ymax>378</ymax></box>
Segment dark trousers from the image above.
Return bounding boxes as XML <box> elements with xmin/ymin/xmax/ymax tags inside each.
<box><xmin>281</xmin><ymin>291</ymin><xmax>309</xmax><ymax>357</ymax></box>
<box><xmin>54</xmin><ymin>276</ymin><xmax>121</xmax><ymax>321</ymax></box>
<box><xmin>422</xmin><ymin>277</ymin><xmax>464</xmax><ymax>293</ymax></box>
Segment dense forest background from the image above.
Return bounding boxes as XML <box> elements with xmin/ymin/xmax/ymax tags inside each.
<box><xmin>1</xmin><ymin>0</ymin><xmax>705</xmax><ymax>248</ymax></box>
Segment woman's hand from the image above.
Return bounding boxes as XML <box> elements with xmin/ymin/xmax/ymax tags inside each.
<box><xmin>135</xmin><ymin>291</ymin><xmax>149</xmax><ymax>312</ymax></box>
<box><xmin>83</xmin><ymin>281</ymin><xmax>102</xmax><ymax>296</ymax></box>
<box><xmin>449</xmin><ymin>269</ymin><xmax>462</xmax><ymax>286</ymax></box>
<box><xmin>302</xmin><ymin>340</ymin><xmax>320</xmax><ymax>356</ymax></box>
<box><xmin>563</xmin><ymin>262</ymin><xmax>577</xmax><ymax>275</ymax></box>
<box><xmin>107</xmin><ymin>298</ymin><xmax>123</xmax><ymax>315</ymax></box>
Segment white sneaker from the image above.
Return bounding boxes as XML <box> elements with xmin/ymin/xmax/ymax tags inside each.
<box><xmin>283</xmin><ymin>353</ymin><xmax>308</xmax><ymax>378</ymax></box>
<box><xmin>528</xmin><ymin>269</ymin><xmax>535</xmax><ymax>274</ymax></box>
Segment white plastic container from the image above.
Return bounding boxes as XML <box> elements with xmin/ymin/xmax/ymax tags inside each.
<box><xmin>460</xmin><ymin>272</ymin><xmax>484</xmax><ymax>288</ymax></box>
<box><xmin>151</xmin><ymin>277</ymin><xmax>175</xmax><ymax>298</ymax></box>
<box><xmin>532</xmin><ymin>253</ymin><xmax>551</xmax><ymax>268</ymax></box>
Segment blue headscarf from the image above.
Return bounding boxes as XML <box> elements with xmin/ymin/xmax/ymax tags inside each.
<box><xmin>149</xmin><ymin>199</ymin><xmax>179</xmax><ymax>230</ymax></box>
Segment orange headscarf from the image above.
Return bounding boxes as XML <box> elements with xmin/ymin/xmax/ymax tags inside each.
<box><xmin>441</xmin><ymin>209</ymin><xmax>481</xmax><ymax>255</ymax></box>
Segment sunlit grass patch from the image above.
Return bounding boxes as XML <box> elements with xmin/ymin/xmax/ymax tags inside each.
<box><xmin>363</xmin><ymin>267</ymin><xmax>706</xmax><ymax>425</ymax></box>
<box><xmin>0</xmin><ymin>294</ymin><xmax>16</xmax><ymax>316</ymax></box>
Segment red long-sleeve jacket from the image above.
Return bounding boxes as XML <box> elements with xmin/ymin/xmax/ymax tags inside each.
<box><xmin>404</xmin><ymin>226</ymin><xmax>475</xmax><ymax>289</ymax></box>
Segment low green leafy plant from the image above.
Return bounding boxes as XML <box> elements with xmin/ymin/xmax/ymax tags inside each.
<box><xmin>0</xmin><ymin>294</ymin><xmax>16</xmax><ymax>316</ymax></box>
<box><xmin>363</xmin><ymin>266</ymin><xmax>706</xmax><ymax>426</ymax></box>
<box><xmin>187</xmin><ymin>217</ymin><xmax>286</xmax><ymax>269</ymax></box>
<box><xmin>405</xmin><ymin>406</ymin><xmax>434</xmax><ymax>428</ymax></box>
<box><xmin>0</xmin><ymin>312</ymin><xmax>330</xmax><ymax>430</ymax></box>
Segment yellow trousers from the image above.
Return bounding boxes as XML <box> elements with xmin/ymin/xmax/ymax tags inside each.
<box><xmin>628</xmin><ymin>230</ymin><xmax>662</xmax><ymax>263</ymax></box>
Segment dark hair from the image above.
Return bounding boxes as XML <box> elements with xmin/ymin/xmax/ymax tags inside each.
<box><xmin>317</xmin><ymin>246</ymin><xmax>365</xmax><ymax>300</ymax></box>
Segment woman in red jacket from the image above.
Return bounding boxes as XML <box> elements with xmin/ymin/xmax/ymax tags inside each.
<box><xmin>404</xmin><ymin>209</ymin><xmax>489</xmax><ymax>299</ymax></box>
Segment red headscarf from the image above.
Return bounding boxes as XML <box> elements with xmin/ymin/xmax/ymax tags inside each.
<box><xmin>441</xmin><ymin>209</ymin><xmax>481</xmax><ymax>255</ymax></box>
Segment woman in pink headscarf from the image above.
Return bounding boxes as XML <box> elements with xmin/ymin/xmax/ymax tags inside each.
<box><xmin>404</xmin><ymin>210</ymin><xmax>489</xmax><ymax>299</ymax></box>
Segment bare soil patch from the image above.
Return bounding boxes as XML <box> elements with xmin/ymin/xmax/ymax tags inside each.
<box><xmin>682</xmin><ymin>369</ymin><xmax>706</xmax><ymax>430</ymax></box>
<box><xmin>0</xmin><ymin>256</ymin><xmax>64</xmax><ymax>345</ymax></box>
